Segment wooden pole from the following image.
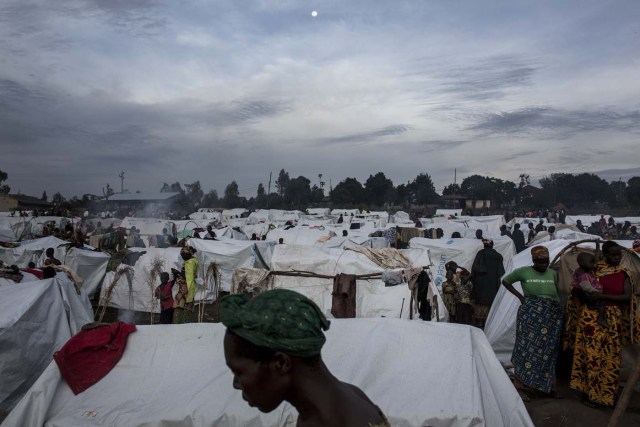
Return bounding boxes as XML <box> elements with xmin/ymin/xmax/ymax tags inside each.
<box><xmin>607</xmin><ymin>346</ymin><xmax>640</xmax><ymax>427</ymax></box>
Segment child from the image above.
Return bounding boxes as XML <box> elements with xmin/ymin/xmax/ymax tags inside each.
<box><xmin>154</xmin><ymin>272</ymin><xmax>174</xmax><ymax>324</ymax></box>
<box><xmin>572</xmin><ymin>252</ymin><xmax>606</xmax><ymax>327</ymax></box>
<box><xmin>441</xmin><ymin>270</ymin><xmax>457</xmax><ymax>322</ymax></box>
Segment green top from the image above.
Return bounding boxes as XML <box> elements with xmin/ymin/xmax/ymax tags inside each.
<box><xmin>503</xmin><ymin>266</ymin><xmax>559</xmax><ymax>301</ymax></box>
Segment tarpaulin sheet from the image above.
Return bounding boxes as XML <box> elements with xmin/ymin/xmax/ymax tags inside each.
<box><xmin>3</xmin><ymin>320</ymin><xmax>533</xmax><ymax>427</ymax></box>
<box><xmin>0</xmin><ymin>280</ymin><xmax>72</xmax><ymax>413</ymax></box>
<box><xmin>270</xmin><ymin>245</ymin><xmax>431</xmax><ymax>319</ymax></box>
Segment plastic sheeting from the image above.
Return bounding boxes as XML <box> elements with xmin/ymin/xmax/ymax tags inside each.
<box><xmin>188</xmin><ymin>239</ymin><xmax>275</xmax><ymax>293</ymax></box>
<box><xmin>43</xmin><ymin>247</ymin><xmax>110</xmax><ymax>298</ymax></box>
<box><xmin>3</xmin><ymin>320</ymin><xmax>533</xmax><ymax>427</ymax></box>
<box><xmin>0</xmin><ymin>276</ymin><xmax>93</xmax><ymax>413</ymax></box>
<box><xmin>0</xmin><ymin>236</ymin><xmax>68</xmax><ymax>267</ymax></box>
<box><xmin>270</xmin><ymin>245</ymin><xmax>431</xmax><ymax>319</ymax></box>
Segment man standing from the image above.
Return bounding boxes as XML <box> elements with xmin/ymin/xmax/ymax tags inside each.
<box><xmin>470</xmin><ymin>238</ymin><xmax>505</xmax><ymax>328</ymax></box>
<box><xmin>500</xmin><ymin>224</ymin><xmax>512</xmax><ymax>238</ymax></box>
<box><xmin>512</xmin><ymin>224</ymin><xmax>526</xmax><ymax>253</ymax></box>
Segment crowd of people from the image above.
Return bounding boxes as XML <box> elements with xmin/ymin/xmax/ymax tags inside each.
<box><xmin>503</xmin><ymin>241</ymin><xmax>639</xmax><ymax>408</ymax></box>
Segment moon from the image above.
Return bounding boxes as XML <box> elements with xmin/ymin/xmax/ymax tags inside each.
<box><xmin>311</xmin><ymin>11</ymin><xmax>318</xmax><ymax>17</ymax></box>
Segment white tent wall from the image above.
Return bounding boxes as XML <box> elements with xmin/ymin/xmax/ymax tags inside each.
<box><xmin>119</xmin><ymin>217</ymin><xmax>173</xmax><ymax>236</ymax></box>
<box><xmin>172</xmin><ymin>219</ymin><xmax>208</xmax><ymax>234</ymax></box>
<box><xmin>51</xmin><ymin>274</ymin><xmax>94</xmax><ymax>335</ymax></box>
<box><xmin>306</xmin><ymin>208</ymin><xmax>330</xmax><ymax>215</ymax></box>
<box><xmin>240</xmin><ymin>223</ymin><xmax>273</xmax><ymax>239</ymax></box>
<box><xmin>330</xmin><ymin>208</ymin><xmax>360</xmax><ymax>216</ymax></box>
<box><xmin>43</xmin><ymin>247</ymin><xmax>110</xmax><ymax>298</ymax></box>
<box><xmin>187</xmin><ymin>239</ymin><xmax>275</xmax><ymax>293</ymax></box>
<box><xmin>424</xmin><ymin>222</ymin><xmax>477</xmax><ymax>239</ymax></box>
<box><xmin>100</xmin><ymin>248</ymin><xmax>184</xmax><ymax>314</ymax></box>
<box><xmin>409</xmin><ymin>237</ymin><xmax>514</xmax><ymax>322</ymax></box>
<box><xmin>391</xmin><ymin>211</ymin><xmax>414</xmax><ymax>225</ymax></box>
<box><xmin>188</xmin><ymin>211</ymin><xmax>222</xmax><ymax>221</ymax></box>
<box><xmin>0</xmin><ymin>280</ymin><xmax>73</xmax><ymax>413</ymax></box>
<box><xmin>267</xmin><ymin>227</ymin><xmax>332</xmax><ymax>246</ymax></box>
<box><xmin>270</xmin><ymin>245</ymin><xmax>431</xmax><ymax>319</ymax></box>
<box><xmin>214</xmin><ymin>226</ymin><xmax>249</xmax><ymax>240</ymax></box>
<box><xmin>409</xmin><ymin>237</ymin><xmax>514</xmax><ymax>287</ymax></box>
<box><xmin>434</xmin><ymin>209</ymin><xmax>463</xmax><ymax>217</ymax></box>
<box><xmin>2</xmin><ymin>320</ymin><xmax>533</xmax><ymax>427</ymax></box>
<box><xmin>221</xmin><ymin>208</ymin><xmax>247</xmax><ymax>219</ymax></box>
<box><xmin>450</xmin><ymin>215</ymin><xmax>506</xmax><ymax>235</ymax></box>
<box><xmin>0</xmin><ymin>236</ymin><xmax>68</xmax><ymax>267</ymax></box>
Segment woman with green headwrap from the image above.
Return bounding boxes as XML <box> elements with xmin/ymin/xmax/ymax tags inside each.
<box><xmin>220</xmin><ymin>289</ymin><xmax>390</xmax><ymax>427</ymax></box>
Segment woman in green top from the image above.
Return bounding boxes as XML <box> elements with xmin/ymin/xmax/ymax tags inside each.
<box><xmin>501</xmin><ymin>245</ymin><xmax>563</xmax><ymax>401</ymax></box>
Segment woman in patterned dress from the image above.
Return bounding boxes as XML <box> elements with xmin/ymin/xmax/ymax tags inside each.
<box><xmin>565</xmin><ymin>241</ymin><xmax>639</xmax><ymax>407</ymax></box>
<box><xmin>501</xmin><ymin>245</ymin><xmax>564</xmax><ymax>400</ymax></box>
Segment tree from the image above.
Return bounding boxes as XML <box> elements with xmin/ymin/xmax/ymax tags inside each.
<box><xmin>284</xmin><ymin>176</ymin><xmax>312</xmax><ymax>209</ymax></box>
<box><xmin>460</xmin><ymin>175</ymin><xmax>516</xmax><ymax>209</ymax></box>
<box><xmin>627</xmin><ymin>177</ymin><xmax>640</xmax><ymax>206</ymax></box>
<box><xmin>41</xmin><ymin>191</ymin><xmax>48</xmax><ymax>201</ymax></box>
<box><xmin>330</xmin><ymin>178</ymin><xmax>365</xmax><ymax>206</ymax></box>
<box><xmin>608</xmin><ymin>180</ymin><xmax>627</xmax><ymax>208</ymax></box>
<box><xmin>0</xmin><ymin>169</ymin><xmax>9</xmax><ymax>194</ymax></box>
<box><xmin>540</xmin><ymin>173</ymin><xmax>609</xmax><ymax>208</ymax></box>
<box><xmin>184</xmin><ymin>181</ymin><xmax>204</xmax><ymax>208</ymax></box>
<box><xmin>223</xmin><ymin>181</ymin><xmax>240</xmax><ymax>208</ymax></box>
<box><xmin>256</xmin><ymin>183</ymin><xmax>267</xmax><ymax>208</ymax></box>
<box><xmin>364</xmin><ymin>172</ymin><xmax>395</xmax><ymax>208</ymax></box>
<box><xmin>310</xmin><ymin>185</ymin><xmax>324</xmax><ymax>204</ymax></box>
<box><xmin>52</xmin><ymin>192</ymin><xmax>66</xmax><ymax>207</ymax></box>
<box><xmin>275</xmin><ymin>169</ymin><xmax>290</xmax><ymax>196</ymax></box>
<box><xmin>442</xmin><ymin>183</ymin><xmax>461</xmax><ymax>196</ymax></box>
<box><xmin>409</xmin><ymin>173</ymin><xmax>439</xmax><ymax>205</ymax></box>
<box><xmin>201</xmin><ymin>189</ymin><xmax>219</xmax><ymax>207</ymax></box>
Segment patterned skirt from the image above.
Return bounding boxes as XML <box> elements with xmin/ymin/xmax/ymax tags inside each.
<box><xmin>512</xmin><ymin>296</ymin><xmax>564</xmax><ymax>393</ymax></box>
<box><xmin>569</xmin><ymin>305</ymin><xmax>625</xmax><ymax>406</ymax></box>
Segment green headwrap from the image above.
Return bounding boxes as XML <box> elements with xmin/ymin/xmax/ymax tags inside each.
<box><xmin>220</xmin><ymin>289</ymin><xmax>331</xmax><ymax>357</ymax></box>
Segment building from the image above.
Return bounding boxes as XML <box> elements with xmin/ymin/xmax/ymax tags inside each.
<box><xmin>0</xmin><ymin>194</ymin><xmax>52</xmax><ymax>213</ymax></box>
<box><xmin>101</xmin><ymin>192</ymin><xmax>182</xmax><ymax>214</ymax></box>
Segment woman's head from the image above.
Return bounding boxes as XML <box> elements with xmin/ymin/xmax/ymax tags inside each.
<box><xmin>602</xmin><ymin>241</ymin><xmax>622</xmax><ymax>266</ymax></box>
<box><xmin>531</xmin><ymin>246</ymin><xmax>550</xmax><ymax>272</ymax></box>
<box><xmin>220</xmin><ymin>290</ymin><xmax>330</xmax><ymax>412</ymax></box>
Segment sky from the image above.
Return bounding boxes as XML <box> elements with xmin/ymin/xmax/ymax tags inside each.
<box><xmin>1</xmin><ymin>0</ymin><xmax>639</xmax><ymax>198</ymax></box>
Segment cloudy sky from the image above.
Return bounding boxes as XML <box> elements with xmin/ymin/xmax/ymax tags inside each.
<box><xmin>1</xmin><ymin>0</ymin><xmax>639</xmax><ymax>198</ymax></box>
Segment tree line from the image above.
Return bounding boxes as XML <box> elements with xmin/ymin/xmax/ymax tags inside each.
<box><xmin>3</xmin><ymin>168</ymin><xmax>640</xmax><ymax>214</ymax></box>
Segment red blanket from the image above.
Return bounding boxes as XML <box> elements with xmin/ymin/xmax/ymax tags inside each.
<box><xmin>53</xmin><ymin>322</ymin><xmax>136</xmax><ymax>394</ymax></box>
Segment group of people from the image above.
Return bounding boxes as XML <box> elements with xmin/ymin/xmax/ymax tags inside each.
<box><xmin>504</xmin><ymin>242</ymin><xmax>639</xmax><ymax>407</ymax></box>
<box><xmin>153</xmin><ymin>246</ymin><xmax>200</xmax><ymax>324</ymax></box>
<box><xmin>441</xmin><ymin>238</ymin><xmax>505</xmax><ymax>328</ymax></box>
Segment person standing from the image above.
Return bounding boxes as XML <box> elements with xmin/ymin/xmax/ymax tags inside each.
<box><xmin>565</xmin><ymin>242</ymin><xmax>639</xmax><ymax>408</ymax></box>
<box><xmin>173</xmin><ymin>246</ymin><xmax>199</xmax><ymax>324</ymax></box>
<box><xmin>219</xmin><ymin>289</ymin><xmax>390</xmax><ymax>426</ymax></box>
<box><xmin>471</xmin><ymin>238</ymin><xmax>505</xmax><ymax>328</ymax></box>
<box><xmin>154</xmin><ymin>272</ymin><xmax>174</xmax><ymax>324</ymax></box>
<box><xmin>501</xmin><ymin>246</ymin><xmax>563</xmax><ymax>400</ymax></box>
<box><xmin>512</xmin><ymin>224</ymin><xmax>526</xmax><ymax>253</ymax></box>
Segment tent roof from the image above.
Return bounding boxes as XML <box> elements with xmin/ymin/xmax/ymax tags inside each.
<box><xmin>107</xmin><ymin>193</ymin><xmax>180</xmax><ymax>201</ymax></box>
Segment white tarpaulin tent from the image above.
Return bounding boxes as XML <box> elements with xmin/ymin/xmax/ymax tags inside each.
<box><xmin>0</xmin><ymin>277</ymin><xmax>93</xmax><ymax>413</ymax></box>
<box><xmin>43</xmin><ymin>247</ymin><xmax>110</xmax><ymax>298</ymax></box>
<box><xmin>187</xmin><ymin>239</ymin><xmax>275</xmax><ymax>293</ymax></box>
<box><xmin>2</xmin><ymin>320</ymin><xmax>533</xmax><ymax>427</ymax></box>
<box><xmin>409</xmin><ymin>237</ymin><xmax>515</xmax><ymax>288</ymax></box>
<box><xmin>119</xmin><ymin>217</ymin><xmax>173</xmax><ymax>236</ymax></box>
<box><xmin>100</xmin><ymin>248</ymin><xmax>184</xmax><ymax>314</ymax></box>
<box><xmin>0</xmin><ymin>236</ymin><xmax>68</xmax><ymax>267</ymax></box>
<box><xmin>450</xmin><ymin>215</ymin><xmax>506</xmax><ymax>236</ymax></box>
<box><xmin>270</xmin><ymin>245</ymin><xmax>431</xmax><ymax>319</ymax></box>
